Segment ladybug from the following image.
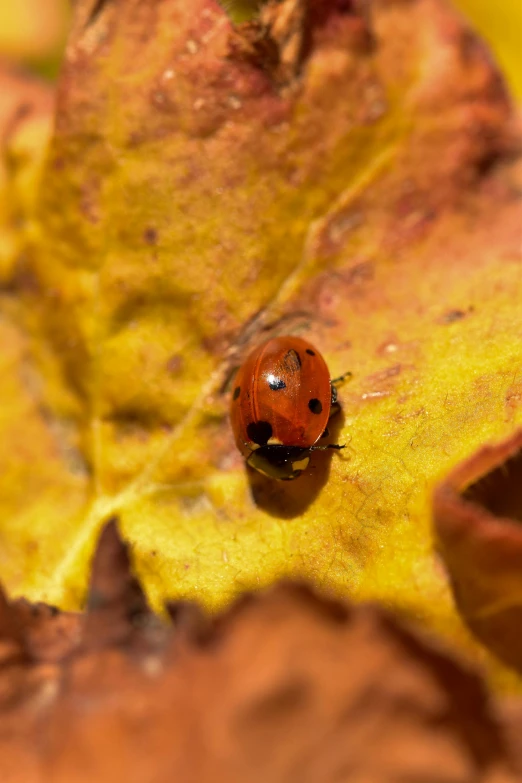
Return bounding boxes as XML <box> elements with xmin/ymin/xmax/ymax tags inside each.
<box><xmin>230</xmin><ymin>336</ymin><xmax>350</xmax><ymax>480</ymax></box>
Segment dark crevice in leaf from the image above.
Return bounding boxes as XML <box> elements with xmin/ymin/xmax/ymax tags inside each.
<box><xmin>227</xmin><ymin>0</ymin><xmax>373</xmax><ymax>86</ymax></box>
<box><xmin>463</xmin><ymin>448</ymin><xmax>522</xmax><ymax>524</ymax></box>
<box><xmin>83</xmin><ymin>0</ymin><xmax>111</xmax><ymax>30</ymax></box>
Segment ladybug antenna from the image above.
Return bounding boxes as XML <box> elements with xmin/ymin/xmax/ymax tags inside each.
<box><xmin>331</xmin><ymin>371</ymin><xmax>352</xmax><ymax>386</ymax></box>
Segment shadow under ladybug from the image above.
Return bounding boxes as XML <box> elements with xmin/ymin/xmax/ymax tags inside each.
<box><xmin>247</xmin><ymin>405</ymin><xmax>347</xmax><ymax>519</ymax></box>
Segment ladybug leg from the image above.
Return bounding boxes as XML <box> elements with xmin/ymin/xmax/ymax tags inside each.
<box><xmin>329</xmin><ymin>386</ymin><xmax>341</xmax><ymax>418</ymax></box>
<box><xmin>310</xmin><ymin>443</ymin><xmax>346</xmax><ymax>451</ymax></box>
<box><xmin>330</xmin><ymin>370</ymin><xmax>351</xmax><ymax>417</ymax></box>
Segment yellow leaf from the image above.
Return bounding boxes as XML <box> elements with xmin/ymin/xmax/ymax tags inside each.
<box><xmin>1</xmin><ymin>0</ymin><xmax>521</xmax><ymax>691</ymax></box>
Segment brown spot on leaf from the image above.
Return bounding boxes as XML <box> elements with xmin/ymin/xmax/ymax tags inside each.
<box><xmin>505</xmin><ymin>377</ymin><xmax>522</xmax><ymax>423</ymax></box>
<box><xmin>439</xmin><ymin>308</ymin><xmax>468</xmax><ymax>324</ymax></box>
<box><xmin>150</xmin><ymin>88</ymin><xmax>176</xmax><ymax>113</ymax></box>
<box><xmin>143</xmin><ymin>226</ymin><xmax>158</xmax><ymax>245</ymax></box>
<box><xmin>308</xmin><ymin>264</ymin><xmax>374</xmax><ymax>320</ymax></box>
<box><xmin>361</xmin><ymin>363</ymin><xmax>405</xmax><ymax>400</ymax></box>
<box><xmin>368</xmin><ymin>364</ymin><xmax>402</xmax><ymax>382</ymax></box>
<box><xmin>79</xmin><ymin>176</ymin><xmax>101</xmax><ymax>224</ymax></box>
<box><xmin>166</xmin><ymin>354</ymin><xmax>184</xmax><ymax>375</ymax></box>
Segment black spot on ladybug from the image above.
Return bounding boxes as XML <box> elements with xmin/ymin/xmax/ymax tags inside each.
<box><xmin>247</xmin><ymin>420</ymin><xmax>273</xmax><ymax>446</ymax></box>
<box><xmin>321</xmin><ymin>427</ymin><xmax>330</xmax><ymax>439</ymax></box>
<box><xmin>306</xmin><ymin>348</ymin><xmax>315</xmax><ymax>356</ymax></box>
<box><xmin>284</xmin><ymin>349</ymin><xmax>301</xmax><ymax>372</ymax></box>
<box><xmin>267</xmin><ymin>374</ymin><xmax>286</xmax><ymax>391</ymax></box>
<box><xmin>233</xmin><ymin>386</ymin><xmax>241</xmax><ymax>400</ymax></box>
<box><xmin>308</xmin><ymin>398</ymin><xmax>323</xmax><ymax>415</ymax></box>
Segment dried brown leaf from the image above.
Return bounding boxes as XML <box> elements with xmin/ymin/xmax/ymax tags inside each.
<box><xmin>434</xmin><ymin>429</ymin><xmax>522</xmax><ymax>673</ymax></box>
<box><xmin>0</xmin><ymin>521</ymin><xmax>519</xmax><ymax>781</ymax></box>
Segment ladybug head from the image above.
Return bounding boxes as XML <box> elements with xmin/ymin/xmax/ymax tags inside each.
<box><xmin>246</xmin><ymin>445</ymin><xmax>310</xmax><ymax>480</ymax></box>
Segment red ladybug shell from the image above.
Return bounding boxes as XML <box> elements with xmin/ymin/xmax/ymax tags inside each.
<box><xmin>230</xmin><ymin>336</ymin><xmax>331</xmax><ymax>456</ymax></box>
